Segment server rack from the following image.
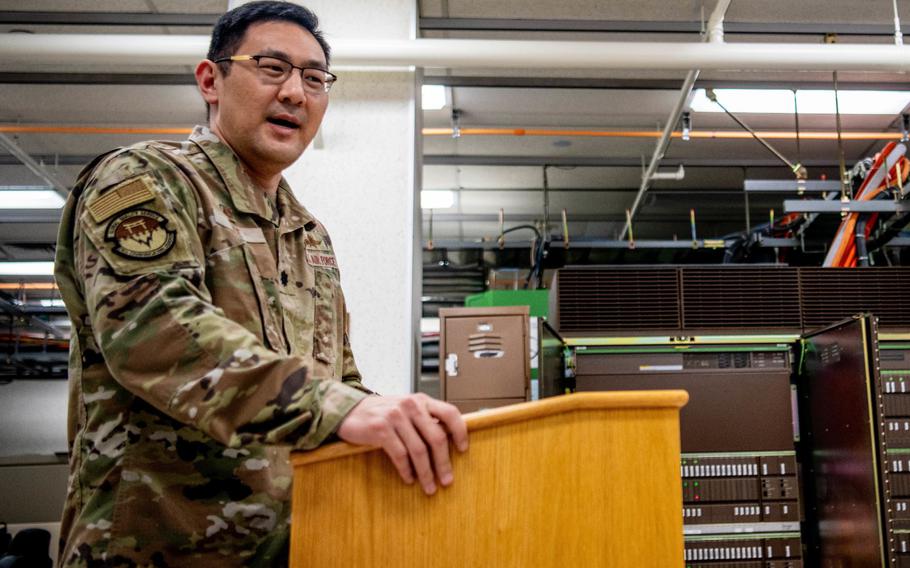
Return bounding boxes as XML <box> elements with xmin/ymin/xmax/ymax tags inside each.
<box><xmin>801</xmin><ymin>317</ymin><xmax>910</xmax><ymax>567</ymax></box>
<box><xmin>554</xmin><ymin>335</ymin><xmax>804</xmax><ymax>567</ymax></box>
<box><xmin>879</xmin><ymin>330</ymin><xmax>910</xmax><ymax>567</ymax></box>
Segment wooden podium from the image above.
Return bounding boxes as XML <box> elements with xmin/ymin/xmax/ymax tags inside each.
<box><xmin>290</xmin><ymin>391</ymin><xmax>688</xmax><ymax>567</ymax></box>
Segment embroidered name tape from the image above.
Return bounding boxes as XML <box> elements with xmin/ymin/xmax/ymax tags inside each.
<box><xmin>87</xmin><ymin>175</ymin><xmax>155</xmax><ymax>223</ymax></box>
<box><xmin>306</xmin><ymin>250</ymin><xmax>337</xmax><ymax>269</ymax></box>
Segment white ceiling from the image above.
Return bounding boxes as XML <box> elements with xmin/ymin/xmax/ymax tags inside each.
<box><xmin>1</xmin><ymin>0</ymin><xmax>909</xmax><ymax>263</ymax></box>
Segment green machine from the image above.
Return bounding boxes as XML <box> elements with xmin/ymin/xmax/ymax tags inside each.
<box><xmin>464</xmin><ymin>289</ymin><xmax>551</xmax><ymax>396</ymax></box>
<box><xmin>464</xmin><ymin>290</ymin><xmax>549</xmax><ymax>318</ymax></box>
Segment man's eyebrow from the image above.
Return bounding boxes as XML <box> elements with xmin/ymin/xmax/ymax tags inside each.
<box><xmin>259</xmin><ymin>48</ymin><xmax>327</xmax><ymax>70</ymax></box>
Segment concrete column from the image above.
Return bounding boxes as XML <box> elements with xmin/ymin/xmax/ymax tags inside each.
<box><xmin>284</xmin><ymin>0</ymin><xmax>419</xmax><ymax>395</ymax></box>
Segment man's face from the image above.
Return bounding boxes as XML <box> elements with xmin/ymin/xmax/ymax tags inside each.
<box><xmin>207</xmin><ymin>21</ymin><xmax>329</xmax><ymax>177</ymax></box>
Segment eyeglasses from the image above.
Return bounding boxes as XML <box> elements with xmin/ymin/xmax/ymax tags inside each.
<box><xmin>213</xmin><ymin>54</ymin><xmax>338</xmax><ymax>94</ymax></box>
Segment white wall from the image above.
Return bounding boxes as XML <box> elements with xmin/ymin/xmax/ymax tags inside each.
<box><xmin>0</xmin><ymin>381</ymin><xmax>68</xmax><ymax>457</ymax></box>
<box><xmin>285</xmin><ymin>0</ymin><xmax>418</xmax><ymax>395</ymax></box>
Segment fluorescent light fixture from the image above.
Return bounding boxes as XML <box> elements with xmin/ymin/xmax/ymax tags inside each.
<box><xmin>690</xmin><ymin>88</ymin><xmax>910</xmax><ymax>115</ymax></box>
<box><xmin>0</xmin><ymin>262</ymin><xmax>56</xmax><ymax>276</ymax></box>
<box><xmin>421</xmin><ymin>85</ymin><xmax>447</xmax><ymax>110</ymax></box>
<box><xmin>40</xmin><ymin>299</ymin><xmax>66</xmax><ymax>308</ymax></box>
<box><xmin>0</xmin><ymin>189</ymin><xmax>65</xmax><ymax>209</ymax></box>
<box><xmin>420</xmin><ymin>190</ymin><xmax>455</xmax><ymax>209</ymax></box>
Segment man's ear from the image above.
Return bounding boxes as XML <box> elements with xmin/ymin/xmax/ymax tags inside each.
<box><xmin>195</xmin><ymin>59</ymin><xmax>219</xmax><ymax>105</ymax></box>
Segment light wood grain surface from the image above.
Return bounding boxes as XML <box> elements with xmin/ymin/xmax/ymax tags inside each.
<box><xmin>290</xmin><ymin>391</ymin><xmax>688</xmax><ymax>567</ymax></box>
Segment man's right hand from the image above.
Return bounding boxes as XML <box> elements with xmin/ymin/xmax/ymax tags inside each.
<box><xmin>336</xmin><ymin>394</ymin><xmax>468</xmax><ymax>496</ymax></box>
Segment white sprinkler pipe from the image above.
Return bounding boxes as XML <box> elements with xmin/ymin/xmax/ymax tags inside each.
<box><xmin>894</xmin><ymin>0</ymin><xmax>904</xmax><ymax>46</ymax></box>
<box><xmin>620</xmin><ymin>0</ymin><xmax>730</xmax><ymax>239</ymax></box>
<box><xmin>707</xmin><ymin>0</ymin><xmax>732</xmax><ymax>43</ymax></box>
<box><xmin>3</xmin><ymin>34</ymin><xmax>910</xmax><ymax>71</ymax></box>
<box><xmin>650</xmin><ymin>165</ymin><xmax>686</xmax><ymax>181</ymax></box>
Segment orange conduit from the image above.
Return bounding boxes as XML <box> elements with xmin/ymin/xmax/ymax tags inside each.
<box><xmin>0</xmin><ymin>283</ymin><xmax>58</xmax><ymax>290</ymax></box>
<box><xmin>421</xmin><ymin>127</ymin><xmax>902</xmax><ymax>141</ymax></box>
<box><xmin>825</xmin><ymin>145</ymin><xmax>910</xmax><ymax>268</ymax></box>
<box><xmin>0</xmin><ymin>124</ymin><xmax>903</xmax><ymax>141</ymax></box>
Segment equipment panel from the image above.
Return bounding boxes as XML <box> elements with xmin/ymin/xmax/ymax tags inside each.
<box><xmin>566</xmin><ymin>342</ymin><xmax>803</xmax><ymax>565</ymax></box>
<box><xmin>573</xmin><ymin>349</ymin><xmax>794</xmax><ymax>453</ymax></box>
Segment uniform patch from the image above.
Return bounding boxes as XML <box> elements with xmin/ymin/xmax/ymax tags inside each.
<box><xmin>105</xmin><ymin>209</ymin><xmax>177</xmax><ymax>260</ymax></box>
<box><xmin>87</xmin><ymin>175</ymin><xmax>155</xmax><ymax>222</ymax></box>
<box><xmin>306</xmin><ymin>250</ymin><xmax>337</xmax><ymax>269</ymax></box>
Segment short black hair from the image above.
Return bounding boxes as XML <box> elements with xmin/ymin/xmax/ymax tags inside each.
<box><xmin>208</xmin><ymin>1</ymin><xmax>331</xmax><ymax>74</ymax></box>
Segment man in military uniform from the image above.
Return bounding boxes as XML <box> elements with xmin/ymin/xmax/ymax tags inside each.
<box><xmin>54</xmin><ymin>2</ymin><xmax>468</xmax><ymax>566</ymax></box>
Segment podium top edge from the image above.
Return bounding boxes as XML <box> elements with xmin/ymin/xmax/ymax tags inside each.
<box><xmin>291</xmin><ymin>390</ymin><xmax>688</xmax><ymax>468</ymax></box>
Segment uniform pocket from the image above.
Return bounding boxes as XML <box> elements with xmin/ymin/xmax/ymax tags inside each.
<box><xmin>205</xmin><ymin>242</ymin><xmax>283</xmax><ymax>352</ymax></box>
<box><xmin>239</xmin><ymin>243</ymin><xmax>285</xmax><ymax>352</ymax></box>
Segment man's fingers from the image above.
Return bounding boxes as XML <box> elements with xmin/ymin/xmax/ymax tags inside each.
<box><xmin>390</xmin><ymin>406</ymin><xmax>438</xmax><ymax>495</ymax></box>
<box><xmin>406</xmin><ymin>409</ymin><xmax>454</xmax><ymax>488</ymax></box>
<box><xmin>427</xmin><ymin>398</ymin><xmax>469</xmax><ymax>452</ymax></box>
<box><xmin>336</xmin><ymin>394</ymin><xmax>470</xmax><ymax>495</ymax></box>
<box><xmin>379</xmin><ymin>426</ymin><xmax>415</xmax><ymax>485</ymax></box>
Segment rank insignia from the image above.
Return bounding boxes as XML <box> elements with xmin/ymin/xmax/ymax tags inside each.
<box><xmin>105</xmin><ymin>209</ymin><xmax>176</xmax><ymax>259</ymax></box>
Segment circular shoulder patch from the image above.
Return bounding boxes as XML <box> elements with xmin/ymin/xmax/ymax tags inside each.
<box><xmin>105</xmin><ymin>208</ymin><xmax>177</xmax><ymax>260</ymax></box>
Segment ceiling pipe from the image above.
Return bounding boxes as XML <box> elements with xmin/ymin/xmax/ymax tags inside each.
<box><xmin>650</xmin><ymin>165</ymin><xmax>686</xmax><ymax>181</ymax></box>
<box><xmin>621</xmin><ymin>69</ymin><xmax>697</xmax><ymax>239</ymax></box>
<box><xmin>0</xmin><ymin>133</ymin><xmax>70</xmax><ymax>198</ymax></box>
<box><xmin>707</xmin><ymin>0</ymin><xmax>732</xmax><ymax>43</ymax></box>
<box><xmin>619</xmin><ymin>0</ymin><xmax>732</xmax><ymax>239</ymax></box>
<box><xmin>1</xmin><ymin>125</ymin><xmax>901</xmax><ymax>140</ymax></box>
<box><xmin>3</xmin><ymin>34</ymin><xmax>910</xmax><ymax>71</ymax></box>
<box><xmin>421</xmin><ymin>128</ymin><xmax>903</xmax><ymax>141</ymax></box>
<box><xmin>894</xmin><ymin>0</ymin><xmax>904</xmax><ymax>46</ymax></box>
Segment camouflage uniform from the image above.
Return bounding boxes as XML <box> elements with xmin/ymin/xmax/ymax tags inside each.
<box><xmin>54</xmin><ymin>126</ymin><xmax>372</xmax><ymax>567</ymax></box>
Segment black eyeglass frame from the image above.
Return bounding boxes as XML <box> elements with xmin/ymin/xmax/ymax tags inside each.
<box><xmin>212</xmin><ymin>54</ymin><xmax>338</xmax><ymax>93</ymax></box>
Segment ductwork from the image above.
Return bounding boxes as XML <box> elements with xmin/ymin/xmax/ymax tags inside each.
<box><xmin>2</xmin><ymin>34</ymin><xmax>910</xmax><ymax>71</ymax></box>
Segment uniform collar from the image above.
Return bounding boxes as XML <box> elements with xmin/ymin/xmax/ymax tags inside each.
<box><xmin>190</xmin><ymin>125</ymin><xmax>280</xmax><ymax>226</ymax></box>
<box><xmin>275</xmin><ymin>179</ymin><xmax>316</xmax><ymax>235</ymax></box>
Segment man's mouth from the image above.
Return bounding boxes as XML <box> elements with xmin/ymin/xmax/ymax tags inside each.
<box><xmin>266</xmin><ymin>116</ymin><xmax>301</xmax><ymax>129</ymax></box>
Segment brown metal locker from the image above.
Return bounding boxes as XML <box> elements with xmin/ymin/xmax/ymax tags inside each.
<box><xmin>438</xmin><ymin>306</ymin><xmax>530</xmax><ymax>412</ymax></box>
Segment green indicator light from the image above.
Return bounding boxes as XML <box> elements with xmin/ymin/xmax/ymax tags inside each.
<box><xmin>683</xmin><ymin>482</ymin><xmax>688</xmax><ymax>487</ymax></box>
<box><xmin>694</xmin><ymin>481</ymin><xmax>700</xmax><ymax>487</ymax></box>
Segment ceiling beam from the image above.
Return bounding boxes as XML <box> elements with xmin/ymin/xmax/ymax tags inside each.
<box><xmin>427</xmin><ymin>213</ymin><xmax>746</xmax><ymax>222</ymax></box>
<box><xmin>419</xmin><ymin>18</ymin><xmax>910</xmax><ymax>37</ymax></box>
<box><xmin>0</xmin><ymin>72</ymin><xmax>196</xmax><ymax>85</ymax></box>
<box><xmin>784</xmin><ymin>200</ymin><xmax>910</xmax><ymax>213</ymax></box>
<box><xmin>423</xmin><ymin>155</ymin><xmax>844</xmax><ymax>167</ymax></box>
<box><xmin>440</xmin><ymin>187</ymin><xmax>751</xmax><ymax>194</ymax></box>
<box><xmin>0</xmin><ymin>155</ymin><xmax>93</xmax><ymax>166</ymax></box>
<box><xmin>0</xmin><ymin>211</ymin><xmax>62</xmax><ymax>224</ymax></box>
<box><xmin>0</xmin><ymin>296</ymin><xmax>66</xmax><ymax>338</ymax></box>
<box><xmin>0</xmin><ymin>11</ymin><xmax>218</xmax><ymax>26</ymax></box>
<box><xmin>0</xmin><ymin>134</ymin><xmax>70</xmax><ymax>197</ymax></box>
<box><xmin>423</xmin><ymin>75</ymin><xmax>910</xmax><ymax>91</ymax></box>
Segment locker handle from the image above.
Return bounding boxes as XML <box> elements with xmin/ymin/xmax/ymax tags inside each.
<box><xmin>445</xmin><ymin>353</ymin><xmax>458</xmax><ymax>377</ymax></box>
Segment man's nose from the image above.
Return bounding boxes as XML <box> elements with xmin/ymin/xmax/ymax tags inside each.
<box><xmin>278</xmin><ymin>71</ymin><xmax>307</xmax><ymax>105</ymax></box>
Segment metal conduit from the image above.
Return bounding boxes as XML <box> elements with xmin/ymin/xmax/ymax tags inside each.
<box><xmin>3</xmin><ymin>35</ymin><xmax>910</xmax><ymax>71</ymax></box>
<box><xmin>619</xmin><ymin>0</ymin><xmax>731</xmax><ymax>239</ymax></box>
